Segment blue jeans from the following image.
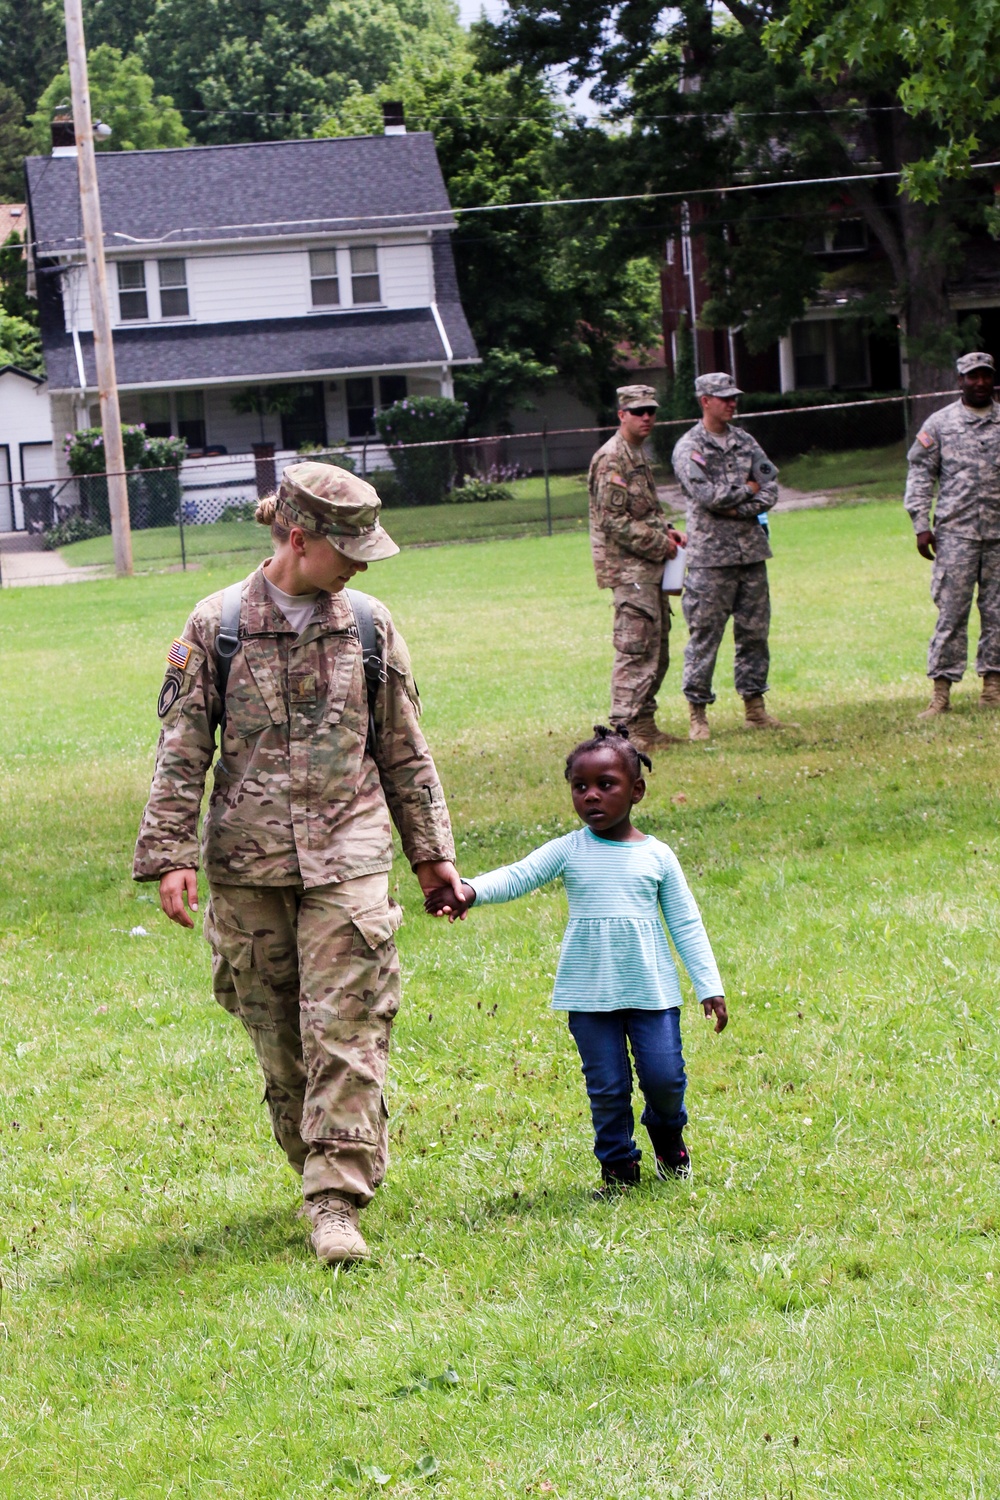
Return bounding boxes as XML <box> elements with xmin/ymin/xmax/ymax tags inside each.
<box><xmin>567</xmin><ymin>1007</ymin><xmax>687</xmax><ymax>1171</ymax></box>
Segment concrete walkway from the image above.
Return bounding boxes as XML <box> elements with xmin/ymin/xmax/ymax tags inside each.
<box><xmin>656</xmin><ymin>481</ymin><xmax>872</xmax><ymax>513</ymax></box>
<box><xmin>0</xmin><ymin>532</ymin><xmax>109</xmax><ymax>587</ymax></box>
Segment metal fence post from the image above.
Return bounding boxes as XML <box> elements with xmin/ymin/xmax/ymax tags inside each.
<box><xmin>177</xmin><ymin>473</ymin><xmax>187</xmax><ymax>571</ymax></box>
<box><xmin>543</xmin><ymin>420</ymin><xmax>552</xmax><ymax>536</ymax></box>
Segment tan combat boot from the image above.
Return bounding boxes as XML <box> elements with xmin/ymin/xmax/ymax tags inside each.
<box><xmin>688</xmin><ymin>703</ymin><xmax>710</xmax><ymax>742</ymax></box>
<box><xmin>980</xmin><ymin>673</ymin><xmax>1000</xmax><ymax>707</ymax></box>
<box><xmin>307</xmin><ymin>1193</ymin><xmax>370</xmax><ymax>1265</ymax></box>
<box><xmin>918</xmin><ymin>679</ymin><xmax>951</xmax><ymax>719</ymax></box>
<box><xmin>628</xmin><ymin>714</ymin><xmax>683</xmax><ymax>751</ymax></box>
<box><xmin>743</xmin><ymin>695</ymin><xmax>785</xmax><ymax>729</ymax></box>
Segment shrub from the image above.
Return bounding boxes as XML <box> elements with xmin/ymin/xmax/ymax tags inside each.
<box><xmin>218</xmin><ymin>501</ymin><xmax>258</xmax><ymax>522</ymax></box>
<box><xmin>375</xmin><ymin>396</ymin><xmax>467</xmax><ymax>506</ymax></box>
<box><xmin>368</xmin><ymin>469</ymin><xmax>403</xmax><ymax>508</ymax></box>
<box><xmin>297</xmin><ymin>445</ymin><xmax>356</xmax><ymax>474</ymax></box>
<box><xmin>139</xmin><ymin>435</ymin><xmax>187</xmax><ymax>470</ymax></box>
<box><xmin>447</xmin><ymin>478</ymin><xmax>514</xmax><ymax>504</ymax></box>
<box><xmin>42</xmin><ymin>513</ymin><xmax>108</xmax><ymax>549</ymax></box>
<box><xmin>64</xmin><ymin>424</ymin><xmax>148</xmax><ymax>476</ymax></box>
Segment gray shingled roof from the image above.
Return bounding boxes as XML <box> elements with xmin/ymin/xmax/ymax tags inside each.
<box><xmin>42</xmin><ymin>304</ymin><xmax>479</xmax><ymax>393</ymax></box>
<box><xmin>26</xmin><ymin>134</ymin><xmax>455</xmax><ymax>255</ymax></box>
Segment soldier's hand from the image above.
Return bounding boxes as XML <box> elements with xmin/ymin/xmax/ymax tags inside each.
<box><xmin>669</xmin><ymin>528</ymin><xmax>687</xmax><ymax>548</ymax></box>
<box><xmin>160</xmin><ymin>868</ymin><xmax>199</xmax><ymax>928</ymax></box>
<box><xmin>746</xmin><ymin>479</ymin><xmax>761</xmax><ymax>495</ymax></box>
<box><xmin>416</xmin><ymin>859</ymin><xmax>467</xmax><ymax>919</ymax></box>
<box><xmin>702</xmin><ymin>996</ymin><xmax>728</xmax><ymax>1032</ymax></box>
<box><xmin>916</xmin><ymin>529</ymin><xmax>936</xmax><ymax>560</ymax></box>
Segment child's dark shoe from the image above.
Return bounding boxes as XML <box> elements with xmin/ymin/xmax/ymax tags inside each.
<box><xmin>651</xmin><ymin>1132</ymin><xmax>692</xmax><ymax>1180</ymax></box>
<box><xmin>593</xmin><ymin>1159</ymin><xmax>640</xmax><ymax>1200</ymax></box>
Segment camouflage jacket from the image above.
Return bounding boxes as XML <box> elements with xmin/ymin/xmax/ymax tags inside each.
<box><xmin>588</xmin><ymin>430</ymin><xmax>674</xmax><ymax>589</ymax></box>
<box><xmin>904</xmin><ymin>398</ymin><xmax>1000</xmax><ymax>539</ymax></box>
<box><xmin>671</xmin><ymin>421</ymin><xmax>777</xmax><ymax>568</ymax></box>
<box><xmin>133</xmin><ymin>565</ymin><xmax>455</xmax><ymax>889</ymax></box>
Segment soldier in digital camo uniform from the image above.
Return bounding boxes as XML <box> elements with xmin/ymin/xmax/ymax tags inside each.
<box><xmin>133</xmin><ymin>463</ymin><xmax>463</xmax><ymax>1266</ymax></box>
<box><xmin>904</xmin><ymin>351</ymin><xmax>1000</xmax><ymax>718</ymax></box>
<box><xmin>588</xmin><ymin>384</ymin><xmax>687</xmax><ymax>751</ymax></box>
<box><xmin>671</xmin><ymin>372</ymin><xmax>786</xmax><ymax>742</ymax></box>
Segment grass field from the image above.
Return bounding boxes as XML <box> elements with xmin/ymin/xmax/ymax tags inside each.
<box><xmin>2</xmin><ymin>501</ymin><xmax>999</xmax><ymax>1498</ymax></box>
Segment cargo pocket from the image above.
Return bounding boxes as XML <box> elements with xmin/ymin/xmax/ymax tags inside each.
<box><xmin>337</xmin><ymin>899</ymin><xmax>404</xmax><ymax>1021</ymax></box>
<box><xmin>350</xmin><ymin>898</ymin><xmax>404</xmax><ymax>954</ymax></box>
<box><xmin>204</xmin><ymin>907</ymin><xmax>275</xmax><ymax>1029</ymax></box>
<box><xmin>613</xmin><ymin>602</ymin><xmax>656</xmax><ymax>656</ymax></box>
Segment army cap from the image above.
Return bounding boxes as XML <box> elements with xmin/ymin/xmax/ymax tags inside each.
<box><xmin>695</xmin><ymin>371</ymin><xmax>743</xmax><ymax>399</ymax></box>
<box><xmin>617</xmin><ymin>384</ymin><xmax>660</xmax><ymax>411</ymax></box>
<box><xmin>277</xmin><ymin>461</ymin><xmax>399</xmax><ymax>562</ymax></box>
<box><xmin>956</xmin><ymin>351</ymin><xmax>995</xmax><ymax>376</ymax></box>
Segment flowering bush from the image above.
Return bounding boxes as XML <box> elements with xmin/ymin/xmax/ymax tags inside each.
<box><xmin>447</xmin><ymin>478</ymin><xmax>515</xmax><ymax>504</ymax></box>
<box><xmin>64</xmin><ymin>424</ymin><xmax>148</xmax><ymax>475</ymax></box>
<box><xmin>375</xmin><ymin>397</ymin><xmax>467</xmax><ymax>506</ymax></box>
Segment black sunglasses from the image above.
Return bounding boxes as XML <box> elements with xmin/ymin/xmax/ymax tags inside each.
<box><xmin>628</xmin><ymin>406</ymin><xmax>658</xmax><ymax>417</ymax></box>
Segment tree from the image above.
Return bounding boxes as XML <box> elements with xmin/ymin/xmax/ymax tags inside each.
<box><xmin>487</xmin><ymin>0</ymin><xmax>1000</xmax><ymax>393</ymax></box>
<box><xmin>0</xmin><ymin>0</ymin><xmax>64</xmax><ymax>129</ymax></box>
<box><xmin>0</xmin><ymin>307</ymin><xmax>42</xmax><ymax>372</ymax></box>
<box><xmin>318</xmin><ymin>55</ymin><xmax>664</xmax><ymax>427</ymax></box>
<box><xmin>136</xmin><ymin>0</ymin><xmax>463</xmax><ymax>145</ymax></box>
<box><xmin>30</xmin><ymin>45</ymin><xmax>188</xmax><ymax>153</ymax></box>
<box><xmin>0</xmin><ymin>82</ymin><xmax>30</xmax><ymax>199</ymax></box>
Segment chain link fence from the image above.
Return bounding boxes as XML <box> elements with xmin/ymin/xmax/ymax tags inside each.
<box><xmin>0</xmin><ymin>389</ymin><xmax>954</xmax><ymax>585</ymax></box>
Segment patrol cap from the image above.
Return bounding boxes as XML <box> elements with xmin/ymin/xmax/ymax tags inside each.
<box><xmin>956</xmin><ymin>351</ymin><xmax>995</xmax><ymax>376</ymax></box>
<box><xmin>616</xmin><ymin>384</ymin><xmax>660</xmax><ymax>411</ymax></box>
<box><xmin>276</xmin><ymin>461</ymin><xmax>399</xmax><ymax>562</ymax></box>
<box><xmin>695</xmin><ymin>371</ymin><xmax>743</xmax><ymax>399</ymax></box>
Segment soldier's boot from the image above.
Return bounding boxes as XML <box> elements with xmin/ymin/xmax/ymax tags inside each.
<box><xmin>628</xmin><ymin>714</ymin><xmax>683</xmax><ymax>750</ymax></box>
<box><xmin>980</xmin><ymin>673</ymin><xmax>1000</xmax><ymax>708</ymax></box>
<box><xmin>307</xmin><ymin>1192</ymin><xmax>370</xmax><ymax>1266</ymax></box>
<box><xmin>742</xmin><ymin>695</ymin><xmax>785</xmax><ymax>729</ymax></box>
<box><xmin>688</xmin><ymin>703</ymin><xmax>710</xmax><ymax>742</ymax></box>
<box><xmin>918</xmin><ymin>679</ymin><xmax>952</xmax><ymax>719</ymax></box>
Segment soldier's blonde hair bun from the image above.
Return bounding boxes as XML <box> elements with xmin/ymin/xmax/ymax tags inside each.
<box><xmin>255</xmin><ymin>495</ymin><xmax>278</xmax><ymax>525</ymax></box>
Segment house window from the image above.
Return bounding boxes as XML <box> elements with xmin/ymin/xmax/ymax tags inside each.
<box><xmin>350</xmin><ymin>246</ymin><xmax>380</xmax><ymax>304</ymax></box>
<box><xmin>379</xmin><ymin>375</ymin><xmax>407</xmax><ymax>408</ymax></box>
<box><xmin>176</xmin><ymin>390</ymin><xmax>206</xmax><ymax>450</ymax></box>
<box><xmin>309</xmin><ymin>250</ymin><xmax>340</xmax><ymax>307</ymax></box>
<box><xmin>346</xmin><ymin>376</ymin><xmax>376</xmax><ymax>437</ymax></box>
<box><xmin>791</xmin><ymin>321</ymin><xmax>828</xmax><ymax>388</ymax></box>
<box><xmin>118</xmin><ymin>262</ymin><xmax>148</xmax><ymax>320</ymax></box>
<box><xmin>140</xmin><ymin>392</ymin><xmax>172</xmax><ymax>437</ymax></box>
<box><xmin>158</xmin><ymin>259</ymin><xmax>189</xmax><ymax>318</ymax></box>
<box><xmin>832</xmin><ymin>319</ymin><xmax>869</xmax><ymax>387</ymax></box>
<box><xmin>830</xmin><ymin>220</ymin><xmax>867</xmax><ymax>253</ymax></box>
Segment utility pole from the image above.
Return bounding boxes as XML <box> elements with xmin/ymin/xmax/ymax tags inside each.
<box><xmin>63</xmin><ymin>0</ymin><xmax>132</xmax><ymax>576</ymax></box>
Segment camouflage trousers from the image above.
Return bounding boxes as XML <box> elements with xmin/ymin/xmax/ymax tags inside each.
<box><xmin>681</xmin><ymin>563</ymin><xmax>771</xmax><ymax>705</ymax></box>
<box><xmin>205</xmin><ymin>872</ymin><xmax>403</xmax><ymax>1206</ymax></box>
<box><xmin>610</xmin><ymin>581</ymin><xmax>672</xmax><ymax>727</ymax></box>
<box><xmin>927</xmin><ymin>533</ymin><xmax>1000</xmax><ymax>680</ymax></box>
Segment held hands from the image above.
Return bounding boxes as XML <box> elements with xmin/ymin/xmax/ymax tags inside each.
<box><xmin>415</xmin><ymin>860</ymin><xmax>468</xmax><ymax>920</ymax></box>
<box><xmin>159</xmin><ymin>868</ymin><xmax>199</xmax><ymax>928</ymax></box>
<box><xmin>424</xmin><ymin>880</ymin><xmax>475</xmax><ymax>921</ymax></box>
<box><xmin>702</xmin><ymin>996</ymin><xmax>728</xmax><ymax>1032</ymax></box>
<box><xmin>916</xmin><ymin>529</ymin><xmax>936</xmax><ymax>560</ymax></box>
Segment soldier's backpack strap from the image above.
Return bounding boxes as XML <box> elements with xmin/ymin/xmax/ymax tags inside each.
<box><xmin>345</xmin><ymin>587</ymin><xmax>385</xmax><ymax>760</ymax></box>
<box><xmin>213</xmin><ymin>579</ymin><xmax>244</xmax><ymax>737</ymax></box>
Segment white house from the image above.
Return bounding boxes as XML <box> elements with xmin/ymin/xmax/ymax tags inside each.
<box><xmin>24</xmin><ymin>129</ymin><xmax>479</xmax><ymax>480</ymax></box>
<box><xmin>0</xmin><ymin>365</ymin><xmax>55</xmax><ymax>531</ymax></box>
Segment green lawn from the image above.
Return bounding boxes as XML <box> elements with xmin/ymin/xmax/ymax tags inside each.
<box><xmin>57</xmin><ymin>474</ymin><xmax>593</xmax><ymax>573</ymax></box>
<box><xmin>1</xmin><ymin>502</ymin><xmax>998</xmax><ymax>1497</ymax></box>
<box><xmin>781</xmin><ymin>441</ymin><xmax>907</xmax><ymax>500</ymax></box>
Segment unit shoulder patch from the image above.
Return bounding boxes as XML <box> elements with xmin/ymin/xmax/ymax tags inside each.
<box><xmin>158</xmin><ymin>669</ymin><xmax>182</xmax><ymax>719</ymax></box>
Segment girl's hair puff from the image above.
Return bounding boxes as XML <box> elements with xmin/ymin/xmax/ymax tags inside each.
<box><xmin>255</xmin><ymin>494</ymin><xmax>290</xmax><ymax>542</ymax></box>
<box><xmin>564</xmin><ymin>724</ymin><xmax>652</xmax><ymax>782</ymax></box>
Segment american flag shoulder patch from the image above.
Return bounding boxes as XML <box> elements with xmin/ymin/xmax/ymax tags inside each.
<box><xmin>690</xmin><ymin>450</ymin><xmax>706</xmax><ymax>466</ymax></box>
<box><xmin>917</xmin><ymin>430</ymin><xmax>934</xmax><ymax>449</ymax></box>
<box><xmin>167</xmin><ymin>638</ymin><xmax>193</xmax><ymax>670</ymax></box>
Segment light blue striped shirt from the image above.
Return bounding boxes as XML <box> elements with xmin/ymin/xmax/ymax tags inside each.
<box><xmin>470</xmin><ymin>827</ymin><xmax>723</xmax><ymax>1012</ymax></box>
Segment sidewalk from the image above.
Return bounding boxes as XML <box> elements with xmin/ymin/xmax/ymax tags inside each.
<box><xmin>656</xmin><ymin>481</ymin><xmax>874</xmax><ymax>512</ymax></box>
<box><xmin>0</xmin><ymin>532</ymin><xmax>109</xmax><ymax>587</ymax></box>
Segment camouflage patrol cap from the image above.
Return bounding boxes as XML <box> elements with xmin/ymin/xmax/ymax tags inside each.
<box><xmin>616</xmin><ymin>384</ymin><xmax>660</xmax><ymax>411</ymax></box>
<box><xmin>277</xmin><ymin>461</ymin><xmax>399</xmax><ymax>562</ymax></box>
<box><xmin>695</xmin><ymin>371</ymin><xmax>742</xmax><ymax>399</ymax></box>
<box><xmin>956</xmin><ymin>351</ymin><xmax>995</xmax><ymax>376</ymax></box>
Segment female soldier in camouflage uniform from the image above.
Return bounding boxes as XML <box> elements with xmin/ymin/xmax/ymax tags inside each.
<box><xmin>134</xmin><ymin>462</ymin><xmax>462</xmax><ymax>1265</ymax></box>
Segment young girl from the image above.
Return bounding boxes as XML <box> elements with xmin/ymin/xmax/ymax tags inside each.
<box><xmin>425</xmin><ymin>725</ymin><xmax>728</xmax><ymax>1193</ymax></box>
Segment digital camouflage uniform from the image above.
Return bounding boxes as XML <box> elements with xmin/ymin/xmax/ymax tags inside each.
<box><xmin>133</xmin><ymin>562</ymin><xmax>454</xmax><ymax>1205</ymax></box>
<box><xmin>588</xmin><ymin>430</ymin><xmax>675</xmax><ymax>727</ymax></box>
<box><xmin>671</xmin><ymin>420</ymin><xmax>778</xmax><ymax>705</ymax></box>
<box><xmin>904</xmin><ymin>398</ymin><xmax>1000</xmax><ymax>681</ymax></box>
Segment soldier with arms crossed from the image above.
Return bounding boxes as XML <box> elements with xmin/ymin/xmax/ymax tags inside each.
<box><xmin>672</xmin><ymin>372</ymin><xmax>786</xmax><ymax>742</ymax></box>
<box><xmin>904</xmin><ymin>351</ymin><xmax>1000</xmax><ymax>717</ymax></box>
<box><xmin>134</xmin><ymin>463</ymin><xmax>462</xmax><ymax>1266</ymax></box>
<box><xmin>588</xmin><ymin>383</ymin><xmax>686</xmax><ymax>752</ymax></box>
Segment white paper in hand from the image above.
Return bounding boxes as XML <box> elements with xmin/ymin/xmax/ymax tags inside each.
<box><xmin>661</xmin><ymin>549</ymin><xmax>686</xmax><ymax>594</ymax></box>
